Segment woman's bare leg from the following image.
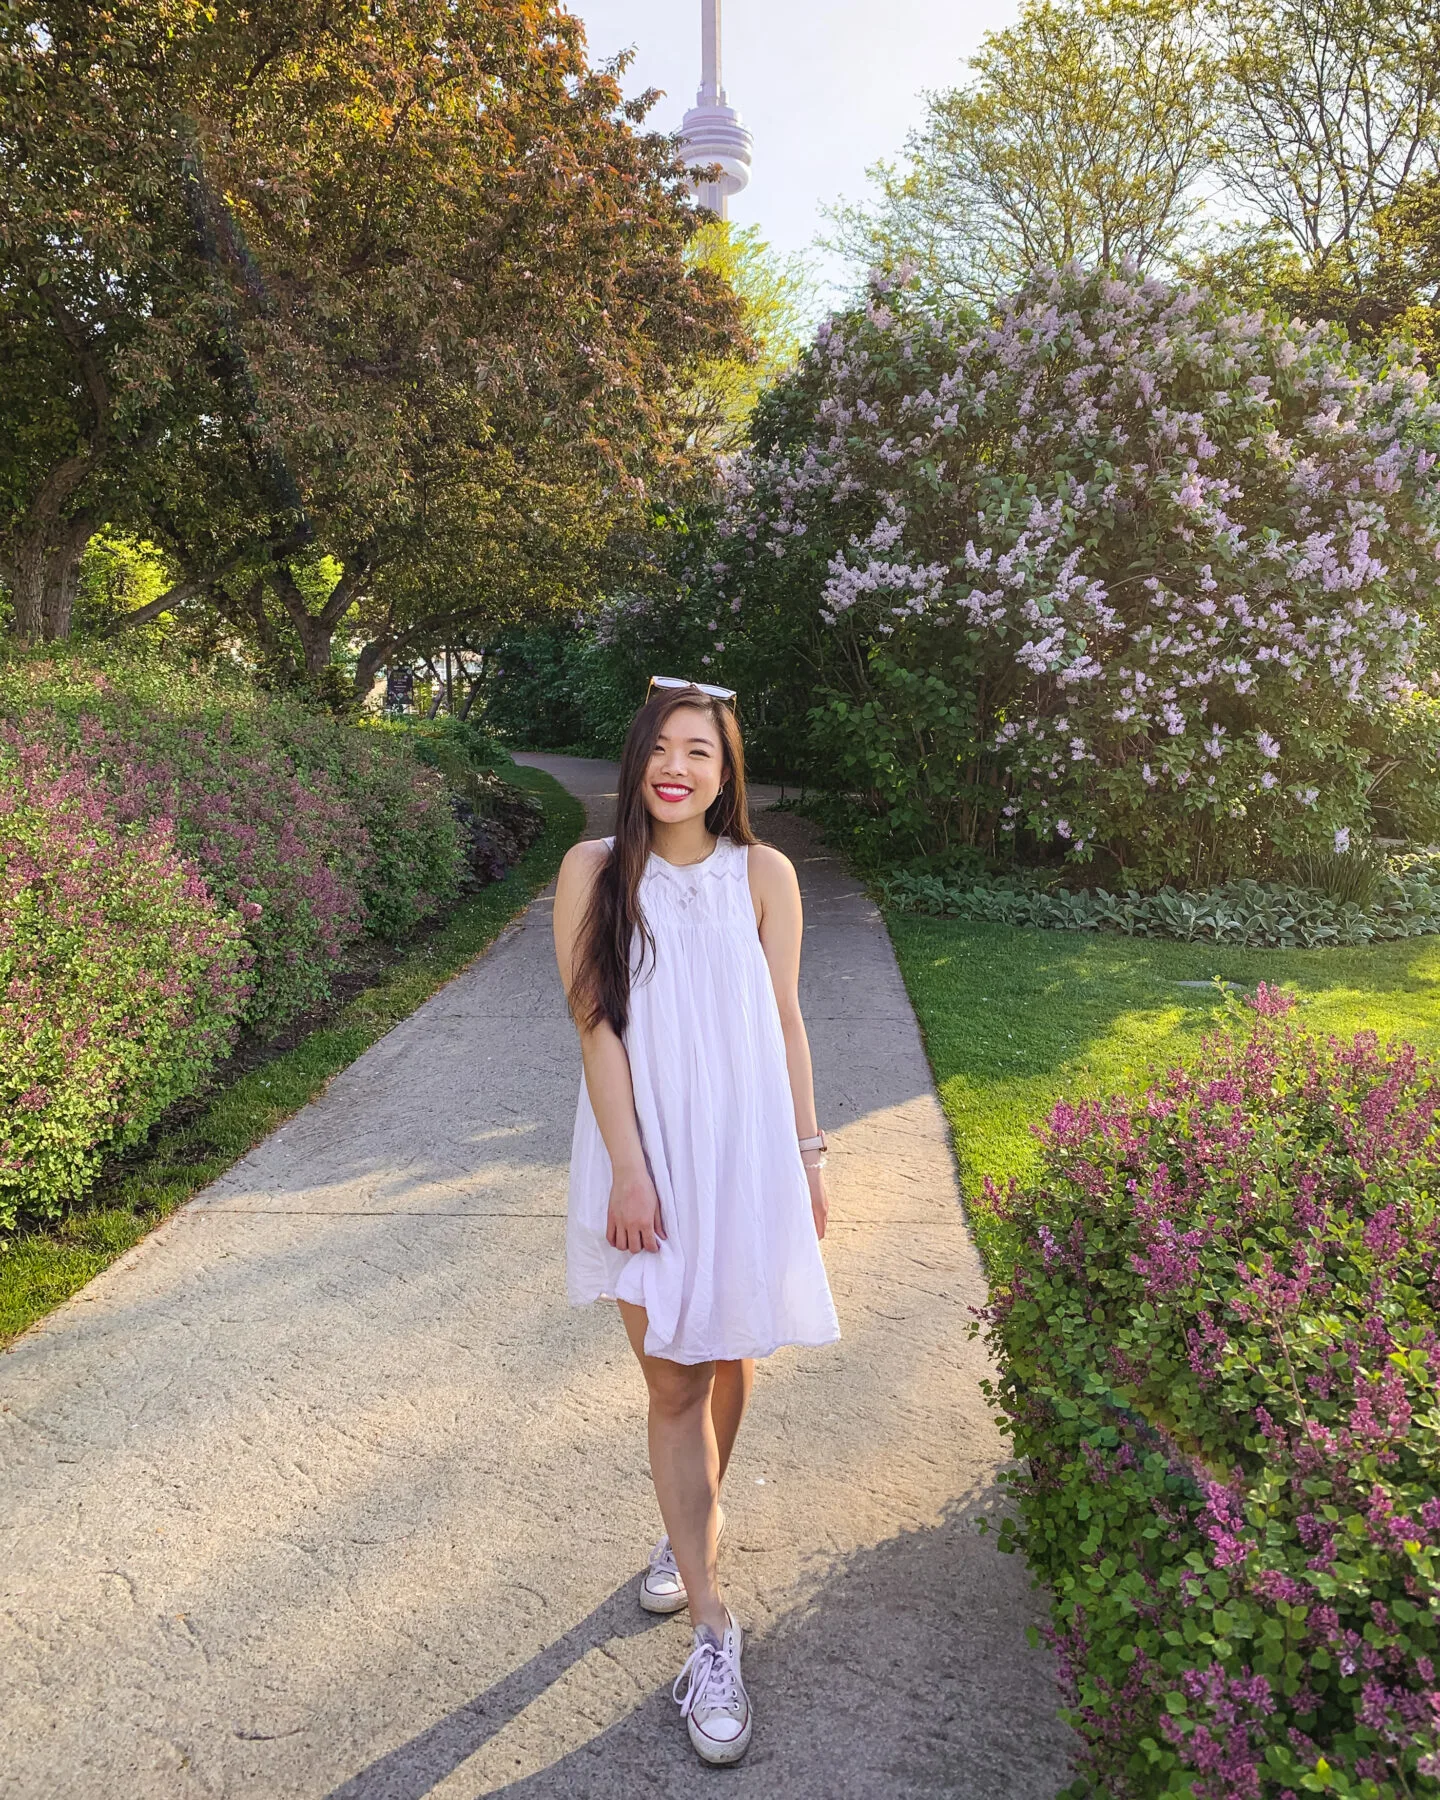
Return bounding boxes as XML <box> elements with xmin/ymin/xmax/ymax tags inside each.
<box><xmin>619</xmin><ymin>1300</ymin><xmax>728</xmax><ymax>1635</ymax></box>
<box><xmin>711</xmin><ymin>1359</ymin><xmax>754</xmax><ymax>1483</ymax></box>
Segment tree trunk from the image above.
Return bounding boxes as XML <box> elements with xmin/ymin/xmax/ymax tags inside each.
<box><xmin>270</xmin><ymin>561</ymin><xmax>369</xmax><ymax>675</ymax></box>
<box><xmin>5</xmin><ymin>452</ymin><xmax>94</xmax><ymax>644</ymax></box>
<box><xmin>274</xmin><ymin>575</ymin><xmax>335</xmax><ymax>674</ymax></box>
<box><xmin>8</xmin><ymin>290</ymin><xmax>113</xmax><ymax>643</ymax></box>
<box><xmin>40</xmin><ymin>513</ymin><xmax>96</xmax><ymax>641</ymax></box>
<box><xmin>423</xmin><ymin>656</ymin><xmax>446</xmax><ymax>719</ymax></box>
<box><xmin>9</xmin><ymin>530</ymin><xmax>47</xmax><ymax>644</ymax></box>
<box><xmin>458</xmin><ymin>652</ymin><xmax>486</xmax><ymax>720</ymax></box>
<box><xmin>354</xmin><ymin>636</ymin><xmax>393</xmax><ymax>701</ymax></box>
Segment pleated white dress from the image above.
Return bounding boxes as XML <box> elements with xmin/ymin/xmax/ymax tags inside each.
<box><xmin>565</xmin><ymin>833</ymin><xmax>841</xmax><ymax>1365</ymax></box>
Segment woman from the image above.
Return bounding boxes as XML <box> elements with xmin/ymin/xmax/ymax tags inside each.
<box><xmin>551</xmin><ymin>678</ymin><xmax>839</xmax><ymax>1766</ymax></box>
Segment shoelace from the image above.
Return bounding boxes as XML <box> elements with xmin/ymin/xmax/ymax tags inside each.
<box><xmin>672</xmin><ymin>1631</ymin><xmax>744</xmax><ymax>1721</ymax></box>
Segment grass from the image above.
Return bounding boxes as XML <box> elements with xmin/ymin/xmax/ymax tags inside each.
<box><xmin>0</xmin><ymin>763</ymin><xmax>585</xmax><ymax>1349</ymax></box>
<box><xmin>883</xmin><ymin>914</ymin><xmax>1440</xmax><ymax>1270</ymax></box>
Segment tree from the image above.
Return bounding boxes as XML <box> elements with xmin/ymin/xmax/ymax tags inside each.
<box><xmin>1184</xmin><ymin>0</ymin><xmax>1440</xmax><ymax>364</ymax></box>
<box><xmin>1</xmin><ymin>2</ymin><xmax>744</xmax><ymax>667</ymax></box>
<box><xmin>826</xmin><ymin>0</ymin><xmax>1216</xmax><ymax>305</ymax></box>
<box><xmin>680</xmin><ymin>222</ymin><xmax>813</xmax><ymax>452</ymax></box>
<box><xmin>1210</xmin><ymin>0</ymin><xmax>1440</xmax><ymax>277</ymax></box>
<box><xmin>675</xmin><ymin>268</ymin><xmax>1440</xmax><ymax>882</ymax></box>
<box><xmin>0</xmin><ymin>2</ymin><xmax>240</xmax><ymax>643</ymax></box>
<box><xmin>1186</xmin><ymin>175</ymin><xmax>1440</xmax><ymax>366</ymax></box>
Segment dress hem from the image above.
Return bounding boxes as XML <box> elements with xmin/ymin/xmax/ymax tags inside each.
<box><xmin>567</xmin><ymin>1290</ymin><xmax>841</xmax><ymax>1366</ymax></box>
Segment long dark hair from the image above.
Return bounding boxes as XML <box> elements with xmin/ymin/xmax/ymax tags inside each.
<box><xmin>569</xmin><ymin>684</ymin><xmax>757</xmax><ymax>1039</ymax></box>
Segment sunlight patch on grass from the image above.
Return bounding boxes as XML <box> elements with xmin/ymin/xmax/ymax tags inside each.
<box><xmin>885</xmin><ymin>915</ymin><xmax>1440</xmax><ymax>1270</ymax></box>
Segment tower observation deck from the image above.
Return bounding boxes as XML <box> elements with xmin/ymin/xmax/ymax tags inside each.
<box><xmin>677</xmin><ymin>0</ymin><xmax>753</xmax><ymax>219</ymax></box>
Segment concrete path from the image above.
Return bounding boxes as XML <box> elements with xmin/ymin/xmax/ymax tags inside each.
<box><xmin>0</xmin><ymin>755</ymin><xmax>1072</xmax><ymax>1800</ymax></box>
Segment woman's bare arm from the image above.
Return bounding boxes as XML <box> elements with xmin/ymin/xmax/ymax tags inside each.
<box><xmin>552</xmin><ymin>841</ymin><xmax>665</xmax><ymax>1251</ymax></box>
<box><xmin>749</xmin><ymin>844</ymin><xmax>828</xmax><ymax>1239</ymax></box>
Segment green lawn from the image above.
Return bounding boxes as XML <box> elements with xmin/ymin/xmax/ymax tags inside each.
<box><xmin>0</xmin><ymin>764</ymin><xmax>585</xmax><ymax>1349</ymax></box>
<box><xmin>884</xmin><ymin>915</ymin><xmax>1440</xmax><ymax>1268</ymax></box>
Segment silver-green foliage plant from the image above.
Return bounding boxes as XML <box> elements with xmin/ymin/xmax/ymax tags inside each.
<box><xmin>879</xmin><ymin>854</ymin><xmax>1440</xmax><ymax>948</ymax></box>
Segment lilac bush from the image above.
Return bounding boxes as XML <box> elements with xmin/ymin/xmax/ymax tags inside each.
<box><xmin>698</xmin><ymin>265</ymin><xmax>1440</xmax><ymax>883</ymax></box>
<box><xmin>0</xmin><ymin>735</ymin><xmax>250</xmax><ymax>1230</ymax></box>
<box><xmin>983</xmin><ymin>987</ymin><xmax>1440</xmax><ymax>1797</ymax></box>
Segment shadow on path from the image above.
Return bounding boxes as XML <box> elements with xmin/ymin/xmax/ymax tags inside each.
<box><xmin>327</xmin><ymin>1482</ymin><xmax>1067</xmax><ymax>1800</ymax></box>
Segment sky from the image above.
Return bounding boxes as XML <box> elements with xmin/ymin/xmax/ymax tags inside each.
<box><xmin>566</xmin><ymin>0</ymin><xmax>1019</xmax><ymax>301</ymax></box>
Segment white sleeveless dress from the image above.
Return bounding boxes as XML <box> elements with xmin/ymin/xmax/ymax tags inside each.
<box><xmin>565</xmin><ymin>833</ymin><xmax>841</xmax><ymax>1365</ymax></box>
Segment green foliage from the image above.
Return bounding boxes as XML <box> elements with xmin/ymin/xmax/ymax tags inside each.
<box><xmin>72</xmin><ymin>534</ymin><xmax>176</xmax><ymax>638</ymax></box>
<box><xmin>682</xmin><ymin>222</ymin><xmax>816</xmax><ymax>450</ymax></box>
<box><xmin>826</xmin><ymin>0</ymin><xmax>1214</xmax><ymax>306</ymax></box>
<box><xmin>387</xmin><ymin>713</ymin><xmax>515</xmax><ymax>786</ymax></box>
<box><xmin>478</xmin><ymin>619</ymin><xmax>662</xmax><ymax>759</ymax></box>
<box><xmin>881</xmin><ymin>854</ymin><xmax>1440</xmax><ymax>947</ymax></box>
<box><xmin>0</xmin><ymin>737</ymin><xmax>250</xmax><ymax>1233</ymax></box>
<box><xmin>1</xmin><ymin>0</ymin><xmax>746</xmax><ymax>686</ymax></box>
<box><xmin>981</xmin><ymin>998</ymin><xmax>1440</xmax><ymax>1794</ymax></box>
<box><xmin>805</xmin><ymin>651</ymin><xmax>997</xmax><ymax>873</ymax></box>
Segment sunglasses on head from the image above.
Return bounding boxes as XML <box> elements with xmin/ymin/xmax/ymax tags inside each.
<box><xmin>646</xmin><ymin>674</ymin><xmax>738</xmax><ymax>711</ymax></box>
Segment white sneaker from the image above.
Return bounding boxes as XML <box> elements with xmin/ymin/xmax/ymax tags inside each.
<box><xmin>638</xmin><ymin>1507</ymin><xmax>727</xmax><ymax>1615</ymax></box>
<box><xmin>673</xmin><ymin>1608</ymin><xmax>752</xmax><ymax>1765</ymax></box>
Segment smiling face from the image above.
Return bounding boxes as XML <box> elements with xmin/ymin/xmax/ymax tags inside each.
<box><xmin>642</xmin><ymin>703</ymin><xmax>729</xmax><ymax>827</ymax></box>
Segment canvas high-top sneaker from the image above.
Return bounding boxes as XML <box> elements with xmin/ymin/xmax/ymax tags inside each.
<box><xmin>672</xmin><ymin>1607</ymin><xmax>752</xmax><ymax>1765</ymax></box>
<box><xmin>638</xmin><ymin>1507</ymin><xmax>727</xmax><ymax>1614</ymax></box>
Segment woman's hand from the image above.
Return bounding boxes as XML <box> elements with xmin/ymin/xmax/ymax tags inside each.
<box><xmin>805</xmin><ymin>1162</ymin><xmax>828</xmax><ymax>1241</ymax></box>
<box><xmin>607</xmin><ymin>1163</ymin><xmax>666</xmax><ymax>1253</ymax></box>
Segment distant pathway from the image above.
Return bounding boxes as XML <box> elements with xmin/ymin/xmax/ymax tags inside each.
<box><xmin>0</xmin><ymin>755</ymin><xmax>1072</xmax><ymax>1799</ymax></box>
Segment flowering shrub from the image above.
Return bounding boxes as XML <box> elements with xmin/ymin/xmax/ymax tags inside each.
<box><xmin>691</xmin><ymin>264</ymin><xmax>1440</xmax><ymax>884</ymax></box>
<box><xmin>0</xmin><ymin>655</ymin><xmax>467</xmax><ymax>1029</ymax></box>
<box><xmin>330</xmin><ymin>723</ymin><xmax>468</xmax><ymax>942</ymax></box>
<box><xmin>68</xmin><ymin>711</ymin><xmax>370</xmax><ymax>1030</ymax></box>
<box><xmin>982</xmin><ymin>991</ymin><xmax>1440</xmax><ymax>1796</ymax></box>
<box><xmin>881</xmin><ymin>854</ymin><xmax>1440</xmax><ymax>947</ymax></box>
<box><xmin>0</xmin><ymin>737</ymin><xmax>250</xmax><ymax>1231</ymax></box>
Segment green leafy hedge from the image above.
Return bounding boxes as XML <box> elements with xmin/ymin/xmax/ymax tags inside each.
<box><xmin>879</xmin><ymin>858</ymin><xmax>1440</xmax><ymax>949</ymax></box>
<box><xmin>982</xmin><ymin>989</ymin><xmax>1440</xmax><ymax>1797</ymax></box>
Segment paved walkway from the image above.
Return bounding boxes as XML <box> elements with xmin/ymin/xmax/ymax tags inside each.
<box><xmin>0</xmin><ymin>755</ymin><xmax>1072</xmax><ymax>1799</ymax></box>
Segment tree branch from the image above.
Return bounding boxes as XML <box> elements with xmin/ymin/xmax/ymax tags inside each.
<box><xmin>102</xmin><ymin>534</ymin><xmax>308</xmax><ymax>634</ymax></box>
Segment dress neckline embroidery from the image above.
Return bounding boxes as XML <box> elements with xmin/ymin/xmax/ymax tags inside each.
<box><xmin>646</xmin><ymin>836</ymin><xmax>729</xmax><ymax>877</ymax></box>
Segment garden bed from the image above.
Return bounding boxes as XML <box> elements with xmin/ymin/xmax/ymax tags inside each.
<box><xmin>881</xmin><ymin>904</ymin><xmax>1440</xmax><ymax>1795</ymax></box>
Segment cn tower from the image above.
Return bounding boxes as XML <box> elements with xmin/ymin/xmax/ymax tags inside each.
<box><xmin>678</xmin><ymin>0</ymin><xmax>753</xmax><ymax>219</ymax></box>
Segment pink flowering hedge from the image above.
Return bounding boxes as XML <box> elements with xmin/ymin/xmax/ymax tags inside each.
<box><xmin>687</xmin><ymin>264</ymin><xmax>1440</xmax><ymax>884</ymax></box>
<box><xmin>0</xmin><ymin>656</ymin><xmax>466</xmax><ymax>1031</ymax></box>
<box><xmin>982</xmin><ymin>989</ymin><xmax>1440</xmax><ymax>1798</ymax></box>
<box><xmin>0</xmin><ymin>652</ymin><xmax>470</xmax><ymax>1229</ymax></box>
<box><xmin>0</xmin><ymin>737</ymin><xmax>251</xmax><ymax>1231</ymax></box>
